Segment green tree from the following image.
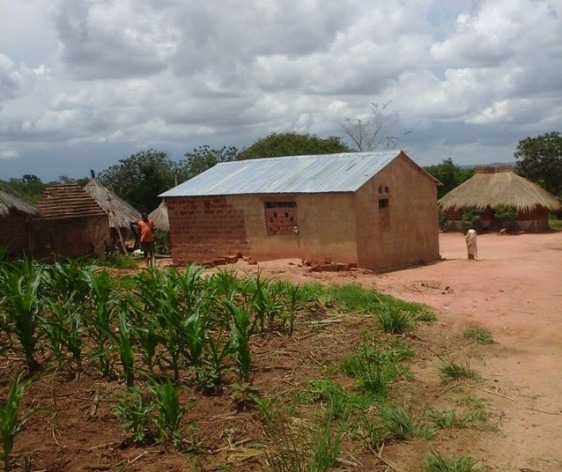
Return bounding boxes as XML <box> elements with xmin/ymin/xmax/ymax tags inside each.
<box><xmin>6</xmin><ymin>175</ymin><xmax>46</xmax><ymax>204</ymax></box>
<box><xmin>237</xmin><ymin>132</ymin><xmax>351</xmax><ymax>160</ymax></box>
<box><xmin>180</xmin><ymin>145</ymin><xmax>239</xmax><ymax>179</ymax></box>
<box><xmin>98</xmin><ymin>149</ymin><xmax>176</xmax><ymax>212</ymax></box>
<box><xmin>424</xmin><ymin>158</ymin><xmax>474</xmax><ymax>199</ymax></box>
<box><xmin>514</xmin><ymin>131</ymin><xmax>562</xmax><ymax>197</ymax></box>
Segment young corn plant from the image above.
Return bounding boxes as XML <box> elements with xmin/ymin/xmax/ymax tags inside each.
<box><xmin>2</xmin><ymin>261</ymin><xmax>44</xmax><ymax>373</ymax></box>
<box><xmin>83</xmin><ymin>268</ymin><xmax>118</xmax><ymax>379</ymax></box>
<box><xmin>128</xmin><ymin>306</ymin><xmax>161</xmax><ymax>377</ymax></box>
<box><xmin>0</xmin><ymin>372</ymin><xmax>41</xmax><ymax>472</ymax></box>
<box><xmin>198</xmin><ymin>327</ymin><xmax>233</xmax><ymax>394</ymax></box>
<box><xmin>42</xmin><ymin>299</ymin><xmax>83</xmax><ymax>373</ymax></box>
<box><xmin>116</xmin><ymin>310</ymin><xmax>135</xmax><ymax>388</ymax></box>
<box><xmin>225</xmin><ymin>302</ymin><xmax>253</xmax><ymax>383</ymax></box>
<box><xmin>149</xmin><ymin>378</ymin><xmax>189</xmax><ymax>450</ymax></box>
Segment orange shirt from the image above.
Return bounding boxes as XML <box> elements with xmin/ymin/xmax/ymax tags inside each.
<box><xmin>137</xmin><ymin>219</ymin><xmax>156</xmax><ymax>242</ymax></box>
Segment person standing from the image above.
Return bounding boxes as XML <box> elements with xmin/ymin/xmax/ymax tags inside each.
<box><xmin>465</xmin><ymin>228</ymin><xmax>478</xmax><ymax>260</ymax></box>
<box><xmin>132</xmin><ymin>213</ymin><xmax>156</xmax><ymax>267</ymax></box>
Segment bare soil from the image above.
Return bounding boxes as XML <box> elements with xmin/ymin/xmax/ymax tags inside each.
<box><xmin>5</xmin><ymin>231</ymin><xmax>562</xmax><ymax>471</ymax></box>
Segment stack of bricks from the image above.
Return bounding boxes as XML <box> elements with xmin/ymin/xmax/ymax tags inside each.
<box><xmin>302</xmin><ymin>257</ymin><xmax>358</xmax><ymax>272</ymax></box>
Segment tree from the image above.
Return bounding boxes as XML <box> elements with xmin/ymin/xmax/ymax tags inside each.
<box><xmin>424</xmin><ymin>158</ymin><xmax>475</xmax><ymax>199</ymax></box>
<box><xmin>340</xmin><ymin>101</ymin><xmax>409</xmax><ymax>151</ymax></box>
<box><xmin>7</xmin><ymin>175</ymin><xmax>47</xmax><ymax>204</ymax></box>
<box><xmin>180</xmin><ymin>145</ymin><xmax>239</xmax><ymax>180</ymax></box>
<box><xmin>514</xmin><ymin>131</ymin><xmax>562</xmax><ymax>197</ymax></box>
<box><xmin>98</xmin><ymin>149</ymin><xmax>176</xmax><ymax>212</ymax></box>
<box><xmin>237</xmin><ymin>132</ymin><xmax>351</xmax><ymax>160</ymax></box>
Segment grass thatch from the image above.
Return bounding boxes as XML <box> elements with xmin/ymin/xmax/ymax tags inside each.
<box><xmin>439</xmin><ymin>167</ymin><xmax>562</xmax><ymax>212</ymax></box>
<box><xmin>83</xmin><ymin>179</ymin><xmax>141</xmax><ymax>229</ymax></box>
<box><xmin>148</xmin><ymin>199</ymin><xmax>169</xmax><ymax>231</ymax></box>
<box><xmin>0</xmin><ymin>182</ymin><xmax>40</xmax><ymax>217</ymax></box>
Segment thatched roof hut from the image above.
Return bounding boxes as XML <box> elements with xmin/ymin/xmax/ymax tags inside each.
<box><xmin>83</xmin><ymin>177</ymin><xmax>141</xmax><ymax>229</ymax></box>
<box><xmin>148</xmin><ymin>199</ymin><xmax>169</xmax><ymax>231</ymax></box>
<box><xmin>0</xmin><ymin>182</ymin><xmax>40</xmax><ymax>257</ymax></box>
<box><xmin>439</xmin><ymin>166</ymin><xmax>562</xmax><ymax>232</ymax></box>
<box><xmin>0</xmin><ymin>182</ymin><xmax>40</xmax><ymax>217</ymax></box>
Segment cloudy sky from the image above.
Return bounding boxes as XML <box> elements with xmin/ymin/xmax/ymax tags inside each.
<box><xmin>1</xmin><ymin>0</ymin><xmax>561</xmax><ymax>181</ymax></box>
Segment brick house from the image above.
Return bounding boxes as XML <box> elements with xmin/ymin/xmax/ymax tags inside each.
<box><xmin>160</xmin><ymin>151</ymin><xmax>440</xmax><ymax>272</ymax></box>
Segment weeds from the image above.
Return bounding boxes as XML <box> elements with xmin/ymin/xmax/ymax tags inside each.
<box><xmin>424</xmin><ymin>452</ymin><xmax>486</xmax><ymax>472</ymax></box>
<box><xmin>378</xmin><ymin>305</ymin><xmax>413</xmax><ymax>334</ymax></box>
<box><xmin>440</xmin><ymin>360</ymin><xmax>480</xmax><ymax>383</ymax></box>
<box><xmin>113</xmin><ymin>386</ymin><xmax>155</xmax><ymax>444</ymax></box>
<box><xmin>463</xmin><ymin>327</ymin><xmax>494</xmax><ymax>345</ymax></box>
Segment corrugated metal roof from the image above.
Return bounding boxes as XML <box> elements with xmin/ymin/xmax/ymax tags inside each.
<box><xmin>160</xmin><ymin>151</ymin><xmax>403</xmax><ymax>197</ymax></box>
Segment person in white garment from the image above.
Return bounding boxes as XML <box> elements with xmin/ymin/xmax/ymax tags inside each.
<box><xmin>465</xmin><ymin>228</ymin><xmax>478</xmax><ymax>260</ymax></box>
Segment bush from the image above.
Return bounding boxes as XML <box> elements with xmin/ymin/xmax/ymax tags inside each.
<box><xmin>494</xmin><ymin>204</ymin><xmax>517</xmax><ymax>233</ymax></box>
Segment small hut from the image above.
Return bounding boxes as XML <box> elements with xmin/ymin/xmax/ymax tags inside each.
<box><xmin>148</xmin><ymin>199</ymin><xmax>169</xmax><ymax>231</ymax></box>
<box><xmin>439</xmin><ymin>166</ymin><xmax>562</xmax><ymax>232</ymax></box>
<box><xmin>34</xmin><ymin>183</ymin><xmax>110</xmax><ymax>258</ymax></box>
<box><xmin>83</xmin><ymin>173</ymin><xmax>141</xmax><ymax>252</ymax></box>
<box><xmin>0</xmin><ymin>182</ymin><xmax>40</xmax><ymax>257</ymax></box>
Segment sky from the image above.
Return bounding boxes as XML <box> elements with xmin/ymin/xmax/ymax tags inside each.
<box><xmin>1</xmin><ymin>0</ymin><xmax>561</xmax><ymax>182</ymax></box>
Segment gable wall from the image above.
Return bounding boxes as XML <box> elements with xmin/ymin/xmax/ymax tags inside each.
<box><xmin>355</xmin><ymin>154</ymin><xmax>440</xmax><ymax>271</ymax></box>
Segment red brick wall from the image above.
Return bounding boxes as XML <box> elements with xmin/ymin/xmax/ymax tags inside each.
<box><xmin>167</xmin><ymin>197</ymin><xmax>249</xmax><ymax>264</ymax></box>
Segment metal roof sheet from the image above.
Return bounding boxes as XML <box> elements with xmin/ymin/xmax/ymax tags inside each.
<box><xmin>160</xmin><ymin>151</ymin><xmax>403</xmax><ymax>197</ymax></box>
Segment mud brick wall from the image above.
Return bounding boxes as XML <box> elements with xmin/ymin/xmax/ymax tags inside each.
<box><xmin>1</xmin><ymin>212</ymin><xmax>33</xmax><ymax>257</ymax></box>
<box><xmin>167</xmin><ymin>197</ymin><xmax>249</xmax><ymax>265</ymax></box>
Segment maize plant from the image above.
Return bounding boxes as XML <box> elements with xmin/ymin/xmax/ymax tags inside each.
<box><xmin>1</xmin><ymin>261</ymin><xmax>44</xmax><ymax>373</ymax></box>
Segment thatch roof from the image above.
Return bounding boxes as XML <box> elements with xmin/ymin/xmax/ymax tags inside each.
<box><xmin>0</xmin><ymin>182</ymin><xmax>40</xmax><ymax>217</ymax></box>
<box><xmin>37</xmin><ymin>183</ymin><xmax>107</xmax><ymax>219</ymax></box>
<box><xmin>148</xmin><ymin>199</ymin><xmax>169</xmax><ymax>231</ymax></box>
<box><xmin>439</xmin><ymin>166</ymin><xmax>562</xmax><ymax>212</ymax></box>
<box><xmin>84</xmin><ymin>178</ymin><xmax>141</xmax><ymax>229</ymax></box>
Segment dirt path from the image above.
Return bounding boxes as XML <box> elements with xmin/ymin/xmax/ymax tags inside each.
<box><xmin>240</xmin><ymin>231</ymin><xmax>562</xmax><ymax>471</ymax></box>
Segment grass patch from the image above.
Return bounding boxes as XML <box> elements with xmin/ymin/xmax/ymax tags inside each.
<box><xmin>440</xmin><ymin>360</ymin><xmax>480</xmax><ymax>383</ymax></box>
<box><xmin>377</xmin><ymin>306</ymin><xmax>414</xmax><ymax>334</ymax></box>
<box><xmin>463</xmin><ymin>327</ymin><xmax>494</xmax><ymax>345</ymax></box>
<box><xmin>423</xmin><ymin>452</ymin><xmax>487</xmax><ymax>472</ymax></box>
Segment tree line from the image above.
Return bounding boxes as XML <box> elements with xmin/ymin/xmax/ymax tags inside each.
<box><xmin>5</xmin><ymin>130</ymin><xmax>562</xmax><ymax>212</ymax></box>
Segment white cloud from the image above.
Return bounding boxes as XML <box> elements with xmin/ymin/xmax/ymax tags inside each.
<box><xmin>0</xmin><ymin>0</ymin><xmax>561</xmax><ymax>179</ymax></box>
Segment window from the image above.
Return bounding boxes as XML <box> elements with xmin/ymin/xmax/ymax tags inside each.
<box><xmin>264</xmin><ymin>201</ymin><xmax>299</xmax><ymax>236</ymax></box>
<box><xmin>378</xmin><ymin>198</ymin><xmax>389</xmax><ymax>209</ymax></box>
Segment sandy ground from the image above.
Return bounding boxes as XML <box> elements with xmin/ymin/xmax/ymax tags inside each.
<box><xmin>226</xmin><ymin>231</ymin><xmax>562</xmax><ymax>472</ymax></box>
<box><xmin>376</xmin><ymin>232</ymin><xmax>562</xmax><ymax>472</ymax></box>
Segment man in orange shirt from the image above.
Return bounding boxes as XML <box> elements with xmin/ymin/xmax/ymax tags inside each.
<box><xmin>132</xmin><ymin>213</ymin><xmax>156</xmax><ymax>266</ymax></box>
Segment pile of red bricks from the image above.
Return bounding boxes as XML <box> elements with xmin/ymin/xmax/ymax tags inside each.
<box><xmin>302</xmin><ymin>257</ymin><xmax>358</xmax><ymax>272</ymax></box>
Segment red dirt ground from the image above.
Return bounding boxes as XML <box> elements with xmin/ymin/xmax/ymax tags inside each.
<box><xmin>4</xmin><ymin>231</ymin><xmax>562</xmax><ymax>471</ymax></box>
<box><xmin>239</xmin><ymin>231</ymin><xmax>562</xmax><ymax>472</ymax></box>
